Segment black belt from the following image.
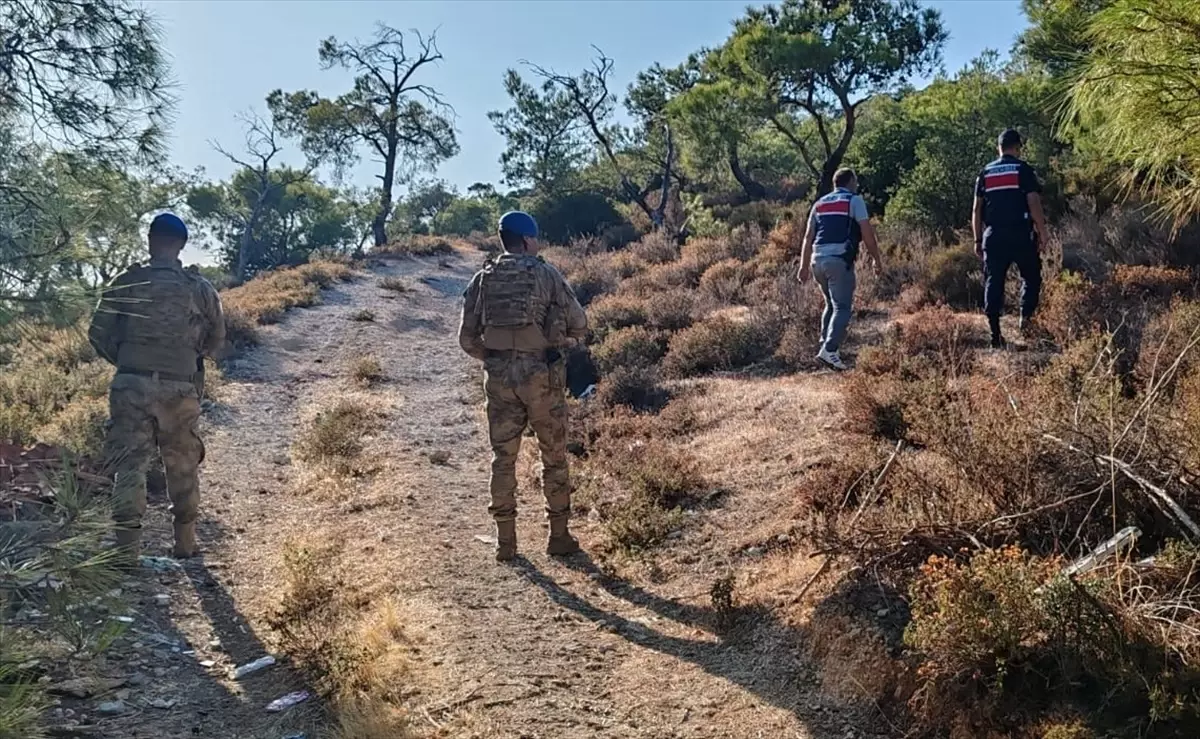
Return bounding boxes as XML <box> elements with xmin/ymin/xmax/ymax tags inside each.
<box><xmin>116</xmin><ymin>367</ymin><xmax>196</xmax><ymax>383</ymax></box>
<box><xmin>485</xmin><ymin>350</ymin><xmax>543</xmax><ymax>359</ymax></box>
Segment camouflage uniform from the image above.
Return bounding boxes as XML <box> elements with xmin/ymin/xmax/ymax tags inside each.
<box><xmin>459</xmin><ymin>252</ymin><xmax>587</xmax><ymax>559</ymax></box>
<box><xmin>88</xmin><ymin>257</ymin><xmax>225</xmax><ymax>559</ymax></box>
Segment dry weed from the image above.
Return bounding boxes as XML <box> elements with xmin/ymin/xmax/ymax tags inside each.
<box><xmin>293</xmin><ymin>398</ymin><xmax>377</xmax><ymax>470</ymax></box>
<box><xmin>350</xmin><ymin>355</ymin><xmax>384</xmax><ymax>385</ymax></box>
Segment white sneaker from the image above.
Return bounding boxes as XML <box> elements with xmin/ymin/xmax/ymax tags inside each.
<box><xmin>817</xmin><ymin>348</ymin><xmax>847</xmax><ymax>371</ymax></box>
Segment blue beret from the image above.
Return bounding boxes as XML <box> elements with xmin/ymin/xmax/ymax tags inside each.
<box><xmin>149</xmin><ymin>212</ymin><xmax>189</xmax><ymax>241</ymax></box>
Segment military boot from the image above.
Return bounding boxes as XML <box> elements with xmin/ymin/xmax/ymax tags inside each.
<box><xmin>114</xmin><ymin>525</ymin><xmax>142</xmax><ymax>570</ymax></box>
<box><xmin>173</xmin><ymin>522</ymin><xmax>197</xmax><ymax>559</ymax></box>
<box><xmin>495</xmin><ymin>520</ymin><xmax>517</xmax><ymax>563</ymax></box>
<box><xmin>546</xmin><ymin>516</ymin><xmax>581</xmax><ymax>556</ymax></box>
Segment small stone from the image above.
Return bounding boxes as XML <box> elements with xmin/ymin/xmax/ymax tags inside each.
<box><xmin>149</xmin><ymin>697</ymin><xmax>177</xmax><ymax>710</ymax></box>
<box><xmin>876</xmin><ymin>608</ymin><xmax>889</xmax><ymax>617</ymax></box>
<box><xmin>745</xmin><ymin>546</ymin><xmax>765</xmax><ymax>557</ymax></box>
<box><xmin>127</xmin><ymin>673</ymin><xmax>148</xmax><ymax>687</ymax></box>
<box><xmin>154</xmin><ymin>594</ymin><xmax>170</xmax><ymax>607</ymax></box>
<box><xmin>115</xmin><ymin>689</ymin><xmax>130</xmax><ymax>701</ymax></box>
<box><xmin>667</xmin><ymin>530</ymin><xmax>683</xmax><ymax>540</ymax></box>
<box><xmin>428</xmin><ymin>450</ymin><xmax>452</xmax><ymax>465</ymax></box>
<box><xmin>199</xmin><ymin>659</ymin><xmax>217</xmax><ymax>668</ymax></box>
<box><xmin>96</xmin><ymin>700</ymin><xmax>125</xmax><ymax>715</ymax></box>
<box><xmin>208</xmin><ymin>638</ymin><xmax>222</xmax><ymax>649</ymax></box>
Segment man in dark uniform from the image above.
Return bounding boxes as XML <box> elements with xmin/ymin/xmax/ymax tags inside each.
<box><xmin>973</xmin><ymin>129</ymin><xmax>1048</xmax><ymax>348</ymax></box>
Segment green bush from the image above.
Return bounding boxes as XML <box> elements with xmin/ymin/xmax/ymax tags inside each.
<box><xmin>527</xmin><ymin>191</ymin><xmax>629</xmax><ymax>245</ymax></box>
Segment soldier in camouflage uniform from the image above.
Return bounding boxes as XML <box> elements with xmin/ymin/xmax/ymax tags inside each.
<box><xmin>459</xmin><ymin>211</ymin><xmax>588</xmax><ymax>562</ymax></box>
<box><xmin>89</xmin><ymin>213</ymin><xmax>225</xmax><ymax>562</ymax></box>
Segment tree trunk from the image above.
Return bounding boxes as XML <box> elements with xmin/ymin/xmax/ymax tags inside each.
<box><xmin>817</xmin><ymin>105</ymin><xmax>857</xmax><ymax>197</ymax></box>
<box><xmin>651</xmin><ymin>124</ymin><xmax>675</xmax><ymax>230</ymax></box>
<box><xmin>728</xmin><ymin>141</ymin><xmax>767</xmax><ymax>201</ymax></box>
<box><xmin>373</xmin><ymin>144</ymin><xmax>398</xmax><ymax>248</ymax></box>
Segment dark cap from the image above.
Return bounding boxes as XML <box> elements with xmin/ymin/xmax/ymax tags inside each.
<box><xmin>149</xmin><ymin>212</ymin><xmax>189</xmax><ymax>242</ymax></box>
<box><xmin>998</xmin><ymin>129</ymin><xmax>1023</xmax><ymax>149</ymax></box>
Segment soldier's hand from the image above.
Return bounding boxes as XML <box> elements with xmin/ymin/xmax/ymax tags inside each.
<box><xmin>871</xmin><ymin>255</ymin><xmax>883</xmax><ymax>275</ymax></box>
<box><xmin>974</xmin><ymin>242</ymin><xmax>984</xmax><ymax>260</ymax></box>
<box><xmin>797</xmin><ymin>264</ymin><xmax>812</xmax><ymax>284</ymax></box>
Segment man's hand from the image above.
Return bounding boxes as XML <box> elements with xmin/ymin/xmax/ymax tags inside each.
<box><xmin>974</xmin><ymin>241</ymin><xmax>984</xmax><ymax>260</ymax></box>
<box><xmin>871</xmin><ymin>254</ymin><xmax>883</xmax><ymax>275</ymax></box>
<box><xmin>1033</xmin><ymin>226</ymin><xmax>1046</xmax><ymax>253</ymax></box>
<box><xmin>797</xmin><ymin>263</ymin><xmax>812</xmax><ymax>284</ymax></box>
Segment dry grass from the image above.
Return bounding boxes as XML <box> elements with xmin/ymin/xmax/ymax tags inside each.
<box><xmin>222</xmin><ymin>260</ymin><xmax>354</xmax><ymax>346</ymax></box>
<box><xmin>293</xmin><ymin>397</ymin><xmax>378</xmax><ymax>471</ymax></box>
<box><xmin>374</xmin><ymin>235</ymin><xmax>456</xmax><ymax>257</ymax></box>
<box><xmin>0</xmin><ymin>324</ymin><xmax>111</xmax><ymax>456</ymax></box>
<box><xmin>349</xmin><ymin>355</ymin><xmax>384</xmax><ymax>385</ymax></box>
<box><xmin>378</xmin><ymin>276</ymin><xmax>412</xmax><ymax>293</ymax></box>
<box><xmin>268</xmin><ymin>538</ymin><xmax>416</xmax><ymax>739</ymax></box>
<box><xmin>350</xmin><ymin>308</ymin><xmax>376</xmax><ymax>322</ymax></box>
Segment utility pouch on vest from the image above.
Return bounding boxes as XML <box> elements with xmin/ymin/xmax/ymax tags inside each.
<box><xmin>842</xmin><ymin>218</ymin><xmax>862</xmax><ymax>266</ymax></box>
<box><xmin>481</xmin><ymin>256</ymin><xmax>538</xmax><ymax>328</ymax></box>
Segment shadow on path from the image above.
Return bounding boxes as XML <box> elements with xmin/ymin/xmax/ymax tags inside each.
<box><xmin>518</xmin><ymin>553</ymin><xmax>844</xmax><ymax>739</ymax></box>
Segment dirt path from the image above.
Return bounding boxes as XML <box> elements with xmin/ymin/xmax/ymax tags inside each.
<box><xmin>89</xmin><ymin>251</ymin><xmax>868</xmax><ymax>739</ymax></box>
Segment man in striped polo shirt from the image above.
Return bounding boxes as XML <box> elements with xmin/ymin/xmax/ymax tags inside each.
<box><xmin>973</xmin><ymin>129</ymin><xmax>1048</xmax><ymax>349</ymax></box>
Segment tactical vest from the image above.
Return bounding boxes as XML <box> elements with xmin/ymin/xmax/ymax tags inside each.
<box><xmin>480</xmin><ymin>254</ymin><xmax>540</xmax><ymax>329</ymax></box>
<box><xmin>980</xmin><ymin>156</ymin><xmax>1032</xmax><ymax>230</ymax></box>
<box><xmin>113</xmin><ymin>264</ymin><xmax>205</xmax><ymax>377</ymax></box>
<box><xmin>813</xmin><ymin>189</ymin><xmax>862</xmax><ymax>264</ymax></box>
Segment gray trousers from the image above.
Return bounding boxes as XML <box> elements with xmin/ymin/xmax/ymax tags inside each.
<box><xmin>813</xmin><ymin>257</ymin><xmax>856</xmax><ymax>353</ymax></box>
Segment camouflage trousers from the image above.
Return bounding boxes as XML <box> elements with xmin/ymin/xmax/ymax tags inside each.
<box><xmin>102</xmin><ymin>373</ymin><xmax>205</xmax><ymax>530</ymax></box>
<box><xmin>484</xmin><ymin>354</ymin><xmax>571</xmax><ymax>524</ymax></box>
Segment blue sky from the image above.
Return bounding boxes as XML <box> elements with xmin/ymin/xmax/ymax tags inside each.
<box><xmin>153</xmin><ymin>0</ymin><xmax>1029</xmax><ymax>193</ymax></box>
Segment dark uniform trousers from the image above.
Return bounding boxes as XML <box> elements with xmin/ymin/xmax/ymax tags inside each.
<box><xmin>983</xmin><ymin>226</ymin><xmax>1041</xmax><ymax>321</ymax></box>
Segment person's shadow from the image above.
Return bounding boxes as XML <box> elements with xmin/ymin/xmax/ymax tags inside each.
<box><xmin>515</xmin><ymin>552</ymin><xmax>846</xmax><ymax>738</ymax></box>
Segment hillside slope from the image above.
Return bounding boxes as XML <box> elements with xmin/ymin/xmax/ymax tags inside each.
<box><xmin>81</xmin><ymin>249</ymin><xmax>870</xmax><ymax>739</ymax></box>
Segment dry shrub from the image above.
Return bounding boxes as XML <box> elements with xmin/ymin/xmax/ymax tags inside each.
<box><xmin>698</xmin><ymin>258</ymin><xmax>753</xmax><ymax>305</ymax></box>
<box><xmin>350</xmin><ymin>309</ymin><xmax>376</xmax><ymax>322</ymax></box>
<box><xmin>609</xmin><ymin>250</ymin><xmax>646</xmax><ymax>279</ymax></box>
<box><xmin>772</xmin><ymin>275</ymin><xmax>826</xmax><ymax>369</ymax></box>
<box><xmin>644</xmin><ymin>290</ymin><xmax>696</xmax><ymax>331</ymax></box>
<box><xmin>593</xmin><ymin>326</ymin><xmax>668</xmax><ymax>373</ymax></box>
<box><xmin>629</xmin><ymin>231</ymin><xmax>680</xmax><ymax>265</ymax></box>
<box><xmin>596</xmin><ymin>366</ymin><xmax>671</xmax><ymax>414</ymax></box>
<box><xmin>294</xmin><ymin>398</ymin><xmax>376</xmax><ymax>469</ymax></box>
<box><xmin>1134</xmin><ymin>300</ymin><xmax>1200</xmax><ymax>392</ymax></box>
<box><xmin>602</xmin><ymin>441</ymin><xmax>706</xmax><ymax>553</ymax></box>
<box><xmin>567</xmin><ymin>257</ymin><xmax>618</xmax><ymax>306</ymax></box>
<box><xmin>757</xmin><ymin>218</ymin><xmax>802</xmax><ymax>269</ymax></box>
<box><xmin>350</xmin><ymin>355</ymin><xmax>384</xmax><ymax>385</ymax></box>
<box><xmin>1110</xmin><ymin>264</ymin><xmax>1195</xmax><ymax>304</ymax></box>
<box><xmin>0</xmin><ymin>324</ymin><xmax>111</xmax><ymax>456</ymax></box>
<box><xmin>378</xmin><ymin>276</ymin><xmax>411</xmax><ymax>293</ymax></box>
<box><xmin>1038</xmin><ymin>271</ymin><xmax>1103</xmax><ymax>348</ymax></box>
<box><xmin>375</xmin><ymin>234</ymin><xmax>455</xmax><ymax>256</ymax></box>
<box><xmin>842</xmin><ymin>373</ymin><xmax>909</xmax><ymax>441</ymax></box>
<box><xmin>588</xmin><ymin>294</ymin><xmax>649</xmax><ymax>339</ymax></box>
<box><xmin>663</xmin><ymin>308</ymin><xmax>778</xmax><ymax>378</ymax></box>
<box><xmin>893</xmin><ymin>306</ymin><xmax>976</xmax><ymax>375</ymax></box>
<box><xmin>906</xmin><ymin>246</ymin><xmax>983</xmax><ymax>312</ymax></box>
